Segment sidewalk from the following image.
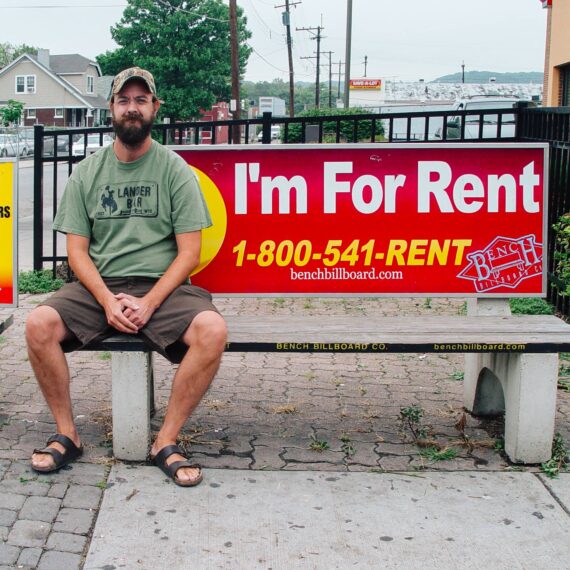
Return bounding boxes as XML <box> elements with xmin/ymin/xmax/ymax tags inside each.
<box><xmin>0</xmin><ymin>295</ymin><xmax>569</xmax><ymax>569</ymax></box>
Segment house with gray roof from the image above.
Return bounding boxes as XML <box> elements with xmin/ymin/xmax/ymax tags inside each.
<box><xmin>0</xmin><ymin>49</ymin><xmax>110</xmax><ymax>127</ymax></box>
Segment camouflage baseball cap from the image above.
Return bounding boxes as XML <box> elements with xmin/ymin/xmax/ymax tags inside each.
<box><xmin>111</xmin><ymin>67</ymin><xmax>157</xmax><ymax>96</ymax></box>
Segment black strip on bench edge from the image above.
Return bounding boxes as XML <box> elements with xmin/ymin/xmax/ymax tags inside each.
<box><xmin>224</xmin><ymin>341</ymin><xmax>570</xmax><ymax>353</ymax></box>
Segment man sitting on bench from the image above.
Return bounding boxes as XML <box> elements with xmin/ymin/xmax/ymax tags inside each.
<box><xmin>25</xmin><ymin>67</ymin><xmax>227</xmax><ymax>487</ymax></box>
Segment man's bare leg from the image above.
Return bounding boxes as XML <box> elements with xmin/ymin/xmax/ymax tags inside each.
<box><xmin>26</xmin><ymin>306</ymin><xmax>80</xmax><ymax>470</ymax></box>
<box><xmin>150</xmin><ymin>310</ymin><xmax>227</xmax><ymax>484</ymax></box>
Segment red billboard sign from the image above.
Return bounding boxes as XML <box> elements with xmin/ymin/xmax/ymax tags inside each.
<box><xmin>349</xmin><ymin>79</ymin><xmax>382</xmax><ymax>89</ymax></box>
<box><xmin>174</xmin><ymin>144</ymin><xmax>548</xmax><ymax>296</ymax></box>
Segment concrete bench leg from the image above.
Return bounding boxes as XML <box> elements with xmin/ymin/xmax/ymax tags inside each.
<box><xmin>464</xmin><ymin>299</ymin><xmax>558</xmax><ymax>463</ymax></box>
<box><xmin>465</xmin><ymin>352</ymin><xmax>559</xmax><ymax>463</ymax></box>
<box><xmin>111</xmin><ymin>351</ymin><xmax>154</xmax><ymax>461</ymax></box>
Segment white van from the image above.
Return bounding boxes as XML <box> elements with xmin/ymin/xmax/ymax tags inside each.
<box><xmin>434</xmin><ymin>97</ymin><xmax>535</xmax><ymax>140</ymax></box>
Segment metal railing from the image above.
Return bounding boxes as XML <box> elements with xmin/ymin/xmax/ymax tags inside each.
<box><xmin>32</xmin><ymin>106</ymin><xmax>565</xmax><ymax>305</ymax></box>
<box><xmin>517</xmin><ymin>107</ymin><xmax>570</xmax><ymax>316</ymax></box>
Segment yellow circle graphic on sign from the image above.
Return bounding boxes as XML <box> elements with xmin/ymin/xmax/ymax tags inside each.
<box><xmin>189</xmin><ymin>165</ymin><xmax>227</xmax><ymax>276</ymax></box>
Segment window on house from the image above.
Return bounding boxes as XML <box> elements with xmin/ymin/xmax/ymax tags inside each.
<box><xmin>54</xmin><ymin>108</ymin><xmax>64</xmax><ymax>118</ymax></box>
<box><xmin>16</xmin><ymin>75</ymin><xmax>36</xmax><ymax>93</ymax></box>
<box><xmin>27</xmin><ymin>109</ymin><xmax>36</xmax><ymax>119</ymax></box>
<box><xmin>87</xmin><ymin>76</ymin><xmax>94</xmax><ymax>94</ymax></box>
<box><xmin>26</xmin><ymin>76</ymin><xmax>36</xmax><ymax>93</ymax></box>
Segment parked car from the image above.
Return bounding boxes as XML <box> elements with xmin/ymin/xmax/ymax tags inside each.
<box><xmin>0</xmin><ymin>133</ymin><xmax>31</xmax><ymax>157</ymax></box>
<box><xmin>257</xmin><ymin>125</ymin><xmax>281</xmax><ymax>142</ymax></box>
<box><xmin>43</xmin><ymin>134</ymin><xmax>72</xmax><ymax>157</ymax></box>
<box><xmin>434</xmin><ymin>97</ymin><xmax>536</xmax><ymax>140</ymax></box>
<box><xmin>72</xmin><ymin>134</ymin><xmax>114</xmax><ymax>156</ymax></box>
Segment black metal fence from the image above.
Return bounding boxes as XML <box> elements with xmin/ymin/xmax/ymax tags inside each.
<box><xmin>31</xmin><ymin>106</ymin><xmax>570</xmax><ymax>315</ymax></box>
<box><xmin>517</xmin><ymin>107</ymin><xmax>570</xmax><ymax>315</ymax></box>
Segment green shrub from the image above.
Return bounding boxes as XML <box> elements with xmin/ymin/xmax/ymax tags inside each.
<box><xmin>509</xmin><ymin>298</ymin><xmax>554</xmax><ymax>315</ymax></box>
<box><xmin>19</xmin><ymin>270</ymin><xmax>64</xmax><ymax>294</ymax></box>
<box><xmin>283</xmin><ymin>107</ymin><xmax>383</xmax><ymax>143</ymax></box>
<box><xmin>552</xmin><ymin>213</ymin><xmax>570</xmax><ymax>295</ymax></box>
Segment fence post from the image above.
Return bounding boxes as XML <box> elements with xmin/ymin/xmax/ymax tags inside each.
<box><xmin>33</xmin><ymin>124</ymin><xmax>44</xmax><ymax>271</ymax></box>
<box><xmin>261</xmin><ymin>112</ymin><xmax>272</xmax><ymax>144</ymax></box>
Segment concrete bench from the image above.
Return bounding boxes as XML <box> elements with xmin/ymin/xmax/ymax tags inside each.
<box><xmin>82</xmin><ymin>297</ymin><xmax>570</xmax><ymax>465</ymax></box>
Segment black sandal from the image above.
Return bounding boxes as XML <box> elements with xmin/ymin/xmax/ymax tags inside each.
<box><xmin>31</xmin><ymin>433</ymin><xmax>83</xmax><ymax>473</ymax></box>
<box><xmin>151</xmin><ymin>444</ymin><xmax>203</xmax><ymax>487</ymax></box>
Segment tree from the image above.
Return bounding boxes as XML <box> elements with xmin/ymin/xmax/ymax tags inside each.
<box><xmin>0</xmin><ymin>42</ymin><xmax>38</xmax><ymax>69</ymax></box>
<box><xmin>0</xmin><ymin>100</ymin><xmax>24</xmax><ymax>126</ymax></box>
<box><xmin>97</xmin><ymin>0</ymin><xmax>252</xmax><ymax>121</ymax></box>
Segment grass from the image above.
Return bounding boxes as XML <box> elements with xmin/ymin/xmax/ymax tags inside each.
<box><xmin>509</xmin><ymin>298</ymin><xmax>554</xmax><ymax>315</ymax></box>
<box><xmin>340</xmin><ymin>434</ymin><xmax>356</xmax><ymax>457</ymax></box>
<box><xmin>540</xmin><ymin>433</ymin><xmax>569</xmax><ymax>479</ymax></box>
<box><xmin>419</xmin><ymin>446</ymin><xmax>458</xmax><ymax>462</ymax></box>
<box><xmin>449</xmin><ymin>371</ymin><xmax>465</xmax><ymax>381</ymax></box>
<box><xmin>272</xmin><ymin>404</ymin><xmax>297</xmax><ymax>414</ymax></box>
<box><xmin>99</xmin><ymin>351</ymin><xmax>112</xmax><ymax>361</ymax></box>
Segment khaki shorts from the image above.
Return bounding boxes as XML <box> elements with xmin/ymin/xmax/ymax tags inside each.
<box><xmin>41</xmin><ymin>277</ymin><xmax>220</xmax><ymax>363</ymax></box>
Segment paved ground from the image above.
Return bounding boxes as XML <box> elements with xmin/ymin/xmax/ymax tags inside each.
<box><xmin>0</xmin><ymin>295</ymin><xmax>569</xmax><ymax>568</ymax></box>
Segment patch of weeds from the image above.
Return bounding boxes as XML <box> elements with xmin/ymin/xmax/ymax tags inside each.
<box><xmin>99</xmin><ymin>351</ymin><xmax>112</xmax><ymax>361</ymax></box>
<box><xmin>358</xmin><ymin>385</ymin><xmax>368</xmax><ymax>395</ymax></box>
<box><xmin>449</xmin><ymin>371</ymin><xmax>464</xmax><ymax>381</ymax></box>
<box><xmin>509</xmin><ymin>298</ymin><xmax>554</xmax><ymax>315</ymax></box>
<box><xmin>95</xmin><ymin>481</ymin><xmax>108</xmax><ymax>489</ymax></box>
<box><xmin>494</xmin><ymin>437</ymin><xmax>505</xmax><ymax>452</ymax></box>
<box><xmin>0</xmin><ymin>336</ymin><xmax>5</xmax><ymax>345</ymax></box>
<box><xmin>19</xmin><ymin>477</ymin><xmax>30</xmax><ymax>484</ymax></box>
<box><xmin>540</xmin><ymin>433</ymin><xmax>569</xmax><ymax>479</ymax></box>
<box><xmin>558</xmin><ymin>378</ymin><xmax>570</xmax><ymax>393</ymax></box>
<box><xmin>400</xmin><ymin>405</ymin><xmax>429</xmax><ymax>440</ymax></box>
<box><xmin>273</xmin><ymin>297</ymin><xmax>285</xmax><ymax>307</ymax></box>
<box><xmin>304</xmin><ymin>371</ymin><xmax>316</xmax><ymax>381</ymax></box>
<box><xmin>309</xmin><ymin>434</ymin><xmax>330</xmax><ymax>452</ymax></box>
<box><xmin>340</xmin><ymin>434</ymin><xmax>356</xmax><ymax>457</ymax></box>
<box><xmin>423</xmin><ymin>297</ymin><xmax>432</xmax><ymax>309</ymax></box>
<box><xmin>457</xmin><ymin>301</ymin><xmax>467</xmax><ymax>316</ymax></box>
<box><xmin>303</xmin><ymin>300</ymin><xmax>314</xmax><ymax>310</ymax></box>
<box><xmin>19</xmin><ymin>270</ymin><xmax>64</xmax><ymax>294</ymax></box>
<box><xmin>419</xmin><ymin>446</ymin><xmax>458</xmax><ymax>462</ymax></box>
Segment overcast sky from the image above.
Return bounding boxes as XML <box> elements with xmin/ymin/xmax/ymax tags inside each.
<box><xmin>0</xmin><ymin>0</ymin><xmax>548</xmax><ymax>82</ymax></box>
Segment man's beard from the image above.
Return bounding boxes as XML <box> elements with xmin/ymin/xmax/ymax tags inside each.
<box><xmin>112</xmin><ymin>112</ymin><xmax>154</xmax><ymax>147</ymax></box>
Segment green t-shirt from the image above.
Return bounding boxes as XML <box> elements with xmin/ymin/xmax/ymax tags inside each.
<box><xmin>53</xmin><ymin>140</ymin><xmax>212</xmax><ymax>278</ymax></box>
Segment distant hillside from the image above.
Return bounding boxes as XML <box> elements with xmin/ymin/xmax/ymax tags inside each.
<box><xmin>433</xmin><ymin>71</ymin><xmax>543</xmax><ymax>84</ymax></box>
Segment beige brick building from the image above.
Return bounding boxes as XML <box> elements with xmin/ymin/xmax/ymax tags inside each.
<box><xmin>542</xmin><ymin>0</ymin><xmax>570</xmax><ymax>106</ymax></box>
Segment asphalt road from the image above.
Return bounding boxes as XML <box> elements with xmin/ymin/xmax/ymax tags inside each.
<box><xmin>16</xmin><ymin>158</ymin><xmax>70</xmax><ymax>271</ymax></box>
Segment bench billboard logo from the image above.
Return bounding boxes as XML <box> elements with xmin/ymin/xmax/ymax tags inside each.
<box><xmin>0</xmin><ymin>160</ymin><xmax>16</xmax><ymax>307</ymax></box>
<box><xmin>457</xmin><ymin>235</ymin><xmax>542</xmax><ymax>292</ymax></box>
<box><xmin>174</xmin><ymin>144</ymin><xmax>548</xmax><ymax>296</ymax></box>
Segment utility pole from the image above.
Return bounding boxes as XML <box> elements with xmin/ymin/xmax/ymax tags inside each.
<box><xmin>298</xmin><ymin>25</ymin><xmax>323</xmax><ymax>108</ymax></box>
<box><xmin>363</xmin><ymin>55</ymin><xmax>368</xmax><ymax>78</ymax></box>
<box><xmin>334</xmin><ymin>60</ymin><xmax>345</xmax><ymax>99</ymax></box>
<box><xmin>276</xmin><ymin>0</ymin><xmax>300</xmax><ymax>117</ymax></box>
<box><xmin>461</xmin><ymin>60</ymin><xmax>465</xmax><ymax>84</ymax></box>
<box><xmin>323</xmin><ymin>50</ymin><xmax>334</xmax><ymax>107</ymax></box>
<box><xmin>344</xmin><ymin>0</ymin><xmax>353</xmax><ymax>108</ymax></box>
<box><xmin>229</xmin><ymin>0</ymin><xmax>240</xmax><ymax>143</ymax></box>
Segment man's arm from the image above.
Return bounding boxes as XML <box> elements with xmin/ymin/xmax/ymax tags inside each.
<box><xmin>67</xmin><ymin>234</ymin><xmax>139</xmax><ymax>334</ymax></box>
<box><xmin>117</xmin><ymin>231</ymin><xmax>202</xmax><ymax>329</ymax></box>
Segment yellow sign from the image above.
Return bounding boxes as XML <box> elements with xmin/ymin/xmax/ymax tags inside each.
<box><xmin>0</xmin><ymin>160</ymin><xmax>16</xmax><ymax>307</ymax></box>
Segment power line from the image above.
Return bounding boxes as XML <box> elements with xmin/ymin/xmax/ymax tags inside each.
<box><xmin>0</xmin><ymin>4</ymin><xmax>126</xmax><ymax>7</ymax></box>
